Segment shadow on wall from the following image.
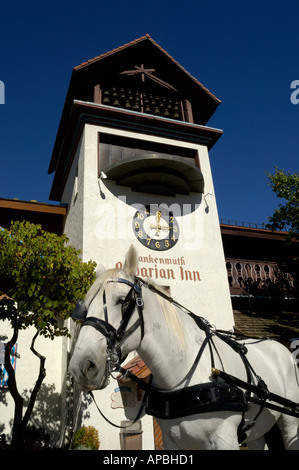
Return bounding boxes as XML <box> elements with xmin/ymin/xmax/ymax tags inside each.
<box><xmin>22</xmin><ymin>383</ymin><xmax>61</xmax><ymax>444</ymax></box>
<box><xmin>0</xmin><ymin>383</ymin><xmax>62</xmax><ymax>445</ymax></box>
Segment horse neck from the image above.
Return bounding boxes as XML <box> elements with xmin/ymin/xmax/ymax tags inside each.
<box><xmin>137</xmin><ymin>287</ymin><xmax>209</xmax><ymax>390</ymax></box>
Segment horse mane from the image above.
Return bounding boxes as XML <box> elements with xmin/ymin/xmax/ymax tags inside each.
<box><xmin>84</xmin><ymin>268</ymin><xmax>185</xmax><ymax>347</ymax></box>
<box><xmin>142</xmin><ymin>278</ymin><xmax>185</xmax><ymax>347</ymax></box>
<box><xmin>84</xmin><ymin>267</ymin><xmax>121</xmax><ymax>308</ymax></box>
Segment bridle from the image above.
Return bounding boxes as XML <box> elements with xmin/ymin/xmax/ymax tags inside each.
<box><xmin>72</xmin><ymin>276</ymin><xmax>145</xmax><ymax>375</ymax></box>
<box><xmin>72</xmin><ymin>276</ymin><xmax>149</xmax><ymax>429</ymax></box>
<box><xmin>72</xmin><ymin>275</ymin><xmax>215</xmax><ymax>387</ymax></box>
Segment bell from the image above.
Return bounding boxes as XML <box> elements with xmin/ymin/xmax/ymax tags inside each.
<box><xmin>102</xmin><ymin>90</ymin><xmax>110</xmax><ymax>105</ymax></box>
<box><xmin>134</xmin><ymin>92</ymin><xmax>141</xmax><ymax>107</ymax></box>
<box><xmin>173</xmin><ymin>101</ymin><xmax>181</xmax><ymax>119</ymax></box>
<box><xmin>143</xmin><ymin>98</ymin><xmax>151</xmax><ymax>113</ymax></box>
<box><xmin>128</xmin><ymin>90</ymin><xmax>134</xmax><ymax>101</ymax></box>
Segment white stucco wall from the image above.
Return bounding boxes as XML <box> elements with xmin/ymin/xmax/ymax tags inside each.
<box><xmin>0</xmin><ymin>320</ymin><xmax>65</xmax><ymax>445</ymax></box>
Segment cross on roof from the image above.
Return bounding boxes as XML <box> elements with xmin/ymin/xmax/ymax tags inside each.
<box><xmin>120</xmin><ymin>64</ymin><xmax>177</xmax><ymax>91</ymax></box>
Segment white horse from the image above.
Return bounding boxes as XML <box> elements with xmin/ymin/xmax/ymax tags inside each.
<box><xmin>69</xmin><ymin>246</ymin><xmax>299</xmax><ymax>450</ymax></box>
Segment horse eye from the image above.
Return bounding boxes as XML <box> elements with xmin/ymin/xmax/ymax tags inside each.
<box><xmin>116</xmin><ymin>298</ymin><xmax>125</xmax><ymax>305</ymax></box>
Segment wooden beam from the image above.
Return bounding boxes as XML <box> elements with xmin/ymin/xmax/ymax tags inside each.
<box><xmin>0</xmin><ymin>199</ymin><xmax>67</xmax><ymax>215</ymax></box>
<box><xmin>183</xmin><ymin>99</ymin><xmax>194</xmax><ymax>123</ymax></box>
<box><xmin>93</xmin><ymin>84</ymin><xmax>101</xmax><ymax>104</ymax></box>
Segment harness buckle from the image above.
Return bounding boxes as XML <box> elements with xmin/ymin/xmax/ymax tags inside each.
<box><xmin>107</xmin><ymin>348</ymin><xmax>121</xmax><ymax>375</ymax></box>
<box><xmin>136</xmin><ymin>297</ymin><xmax>144</xmax><ymax>308</ymax></box>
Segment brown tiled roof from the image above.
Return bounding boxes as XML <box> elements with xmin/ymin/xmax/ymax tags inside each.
<box><xmin>234</xmin><ymin>309</ymin><xmax>299</xmax><ymax>344</ymax></box>
<box><xmin>74</xmin><ymin>35</ymin><xmax>152</xmax><ymax>70</ymax></box>
<box><xmin>118</xmin><ymin>354</ymin><xmax>150</xmax><ymax>380</ymax></box>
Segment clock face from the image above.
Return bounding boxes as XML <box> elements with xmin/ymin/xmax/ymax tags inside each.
<box><xmin>132</xmin><ymin>205</ymin><xmax>179</xmax><ymax>251</ymax></box>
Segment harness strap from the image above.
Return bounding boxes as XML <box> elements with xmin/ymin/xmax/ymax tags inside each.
<box><xmin>83</xmin><ymin>317</ymin><xmax>117</xmax><ymax>345</ymax></box>
<box><xmin>145</xmin><ymin>381</ymin><xmax>248</xmax><ymax>420</ymax></box>
<box><xmin>137</xmin><ymin>278</ymin><xmax>211</xmax><ymax>334</ymax></box>
<box><xmin>170</xmin><ymin>332</ymin><xmax>214</xmax><ymax>389</ymax></box>
<box><xmin>89</xmin><ymin>375</ymin><xmax>152</xmax><ymax>429</ymax></box>
<box><xmin>103</xmin><ymin>291</ymin><xmax>109</xmax><ymax>323</ymax></box>
<box><xmin>212</xmin><ymin>368</ymin><xmax>299</xmax><ymax>413</ymax></box>
<box><xmin>115</xmin><ymin>365</ymin><xmax>152</xmax><ymax>392</ymax></box>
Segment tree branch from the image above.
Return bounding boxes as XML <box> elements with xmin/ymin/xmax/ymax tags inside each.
<box><xmin>23</xmin><ymin>330</ymin><xmax>46</xmax><ymax>427</ymax></box>
<box><xmin>5</xmin><ymin>326</ymin><xmax>24</xmax><ymax>448</ymax></box>
<box><xmin>5</xmin><ymin>326</ymin><xmax>22</xmax><ymax>406</ymax></box>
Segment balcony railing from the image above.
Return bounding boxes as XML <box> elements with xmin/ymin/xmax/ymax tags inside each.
<box><xmin>226</xmin><ymin>258</ymin><xmax>296</xmax><ymax>298</ymax></box>
<box><xmin>220</xmin><ymin>219</ymin><xmax>267</xmax><ymax>229</ymax></box>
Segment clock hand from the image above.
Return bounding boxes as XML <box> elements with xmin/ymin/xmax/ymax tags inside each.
<box><xmin>155</xmin><ymin>211</ymin><xmax>161</xmax><ymax>236</ymax></box>
<box><xmin>149</xmin><ymin>224</ymin><xmax>172</xmax><ymax>234</ymax></box>
<box><xmin>149</xmin><ymin>225</ymin><xmax>171</xmax><ymax>231</ymax></box>
<box><xmin>149</xmin><ymin>211</ymin><xmax>172</xmax><ymax>236</ymax></box>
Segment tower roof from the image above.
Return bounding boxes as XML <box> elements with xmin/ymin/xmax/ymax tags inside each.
<box><xmin>49</xmin><ymin>35</ymin><xmax>221</xmax><ymax>176</ymax></box>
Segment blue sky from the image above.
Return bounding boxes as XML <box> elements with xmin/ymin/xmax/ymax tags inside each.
<box><xmin>0</xmin><ymin>0</ymin><xmax>298</xmax><ymax>226</ymax></box>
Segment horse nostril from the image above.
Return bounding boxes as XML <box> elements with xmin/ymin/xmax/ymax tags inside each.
<box><xmin>83</xmin><ymin>360</ymin><xmax>98</xmax><ymax>378</ymax></box>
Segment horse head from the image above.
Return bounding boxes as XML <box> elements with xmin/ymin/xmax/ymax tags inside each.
<box><xmin>69</xmin><ymin>245</ymin><xmax>143</xmax><ymax>391</ymax></box>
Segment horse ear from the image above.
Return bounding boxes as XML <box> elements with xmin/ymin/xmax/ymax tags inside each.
<box><xmin>124</xmin><ymin>245</ymin><xmax>138</xmax><ymax>276</ymax></box>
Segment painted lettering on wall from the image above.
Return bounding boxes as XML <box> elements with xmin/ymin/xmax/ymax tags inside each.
<box><xmin>116</xmin><ymin>254</ymin><xmax>201</xmax><ymax>282</ymax></box>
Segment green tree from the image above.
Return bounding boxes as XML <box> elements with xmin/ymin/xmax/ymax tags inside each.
<box><xmin>0</xmin><ymin>221</ymin><xmax>96</xmax><ymax>449</ymax></box>
<box><xmin>266</xmin><ymin>168</ymin><xmax>299</xmax><ymax>239</ymax></box>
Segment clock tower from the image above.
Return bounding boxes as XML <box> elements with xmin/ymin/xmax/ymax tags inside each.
<box><xmin>48</xmin><ymin>34</ymin><xmax>235</xmax><ymax>449</ymax></box>
<box><xmin>49</xmin><ymin>34</ymin><xmax>234</xmax><ymax>330</ymax></box>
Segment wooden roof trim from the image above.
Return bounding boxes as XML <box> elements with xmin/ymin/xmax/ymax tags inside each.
<box><xmin>220</xmin><ymin>223</ymin><xmax>296</xmax><ymax>242</ymax></box>
<box><xmin>0</xmin><ymin>198</ymin><xmax>67</xmax><ymax>215</ymax></box>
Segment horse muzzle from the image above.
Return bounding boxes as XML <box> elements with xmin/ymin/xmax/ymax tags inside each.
<box><xmin>69</xmin><ymin>355</ymin><xmax>109</xmax><ymax>391</ymax></box>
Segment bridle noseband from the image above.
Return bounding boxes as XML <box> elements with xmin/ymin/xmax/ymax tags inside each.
<box><xmin>72</xmin><ymin>277</ymin><xmax>144</xmax><ymax>372</ymax></box>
